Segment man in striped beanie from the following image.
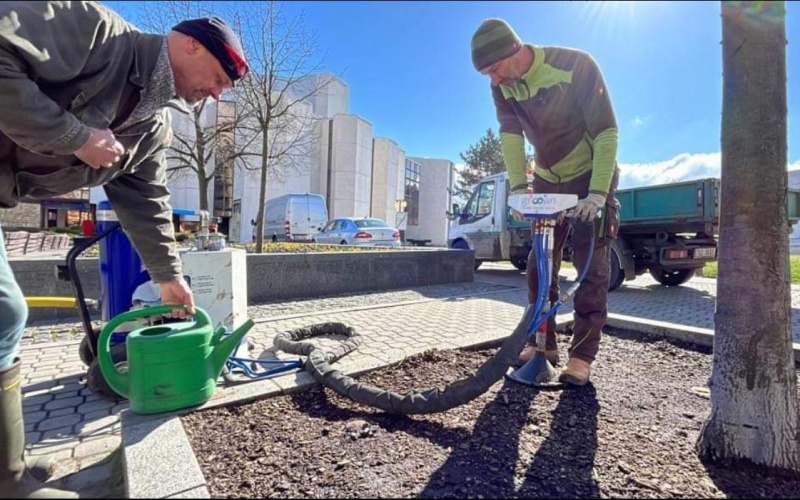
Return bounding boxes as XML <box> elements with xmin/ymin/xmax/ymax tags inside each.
<box><xmin>472</xmin><ymin>18</ymin><xmax>621</xmax><ymax>387</ymax></box>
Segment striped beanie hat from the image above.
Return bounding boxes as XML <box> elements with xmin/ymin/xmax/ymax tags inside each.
<box><xmin>471</xmin><ymin>18</ymin><xmax>522</xmax><ymax>71</ymax></box>
<box><xmin>173</xmin><ymin>17</ymin><xmax>250</xmax><ymax>83</ymax></box>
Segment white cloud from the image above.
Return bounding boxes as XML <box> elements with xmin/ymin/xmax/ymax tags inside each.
<box><xmin>630</xmin><ymin>115</ymin><xmax>650</xmax><ymax>127</ymax></box>
<box><xmin>619</xmin><ymin>152</ymin><xmax>721</xmax><ymax>189</ymax></box>
<box><xmin>619</xmin><ymin>153</ymin><xmax>800</xmax><ymax>190</ymax></box>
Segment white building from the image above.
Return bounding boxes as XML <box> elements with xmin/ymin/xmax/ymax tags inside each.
<box><xmin>136</xmin><ymin>74</ymin><xmax>457</xmax><ymax>245</ymax></box>
<box><xmin>405</xmin><ymin>157</ymin><xmax>456</xmax><ymax>247</ymax></box>
<box><xmin>323</xmin><ymin>114</ymin><xmax>374</xmax><ymax>219</ymax></box>
<box><xmin>371</xmin><ymin>138</ymin><xmax>406</xmax><ymax>227</ymax></box>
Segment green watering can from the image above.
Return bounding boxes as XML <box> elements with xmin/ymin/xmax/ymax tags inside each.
<box><xmin>97</xmin><ymin>305</ymin><xmax>254</xmax><ymax>415</ymax></box>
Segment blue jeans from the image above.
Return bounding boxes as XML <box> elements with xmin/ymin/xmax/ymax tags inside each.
<box><xmin>0</xmin><ymin>226</ymin><xmax>27</xmax><ymax>370</ymax></box>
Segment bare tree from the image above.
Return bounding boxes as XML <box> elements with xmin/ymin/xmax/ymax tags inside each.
<box><xmin>696</xmin><ymin>1</ymin><xmax>799</xmax><ymax>473</ymax></box>
<box><xmin>134</xmin><ymin>1</ymin><xmax>244</xmax><ymax>216</ymax></box>
<box><xmin>232</xmin><ymin>1</ymin><xmax>337</xmax><ymax>252</ymax></box>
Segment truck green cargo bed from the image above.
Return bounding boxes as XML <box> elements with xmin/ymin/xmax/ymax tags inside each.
<box><xmin>617</xmin><ymin>177</ymin><xmax>800</xmax><ymax>235</ymax></box>
<box><xmin>505</xmin><ymin>177</ymin><xmax>800</xmax><ymax>235</ymax></box>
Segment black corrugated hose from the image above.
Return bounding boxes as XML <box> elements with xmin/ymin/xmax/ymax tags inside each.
<box><xmin>273</xmin><ymin>305</ymin><xmax>536</xmax><ymax>414</ymax></box>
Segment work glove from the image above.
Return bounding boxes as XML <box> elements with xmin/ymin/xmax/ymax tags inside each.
<box><xmin>574</xmin><ymin>193</ymin><xmax>606</xmax><ymax>223</ymax></box>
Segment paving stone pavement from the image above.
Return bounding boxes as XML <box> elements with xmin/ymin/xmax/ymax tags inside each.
<box><xmin>15</xmin><ymin>264</ymin><xmax>800</xmax><ymax>497</ymax></box>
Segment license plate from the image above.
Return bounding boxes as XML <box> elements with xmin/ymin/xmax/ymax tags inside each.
<box><xmin>694</xmin><ymin>247</ymin><xmax>716</xmax><ymax>259</ymax></box>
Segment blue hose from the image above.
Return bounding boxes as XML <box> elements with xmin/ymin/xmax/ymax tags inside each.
<box><xmin>526</xmin><ymin>218</ymin><xmax>596</xmax><ymax>339</ymax></box>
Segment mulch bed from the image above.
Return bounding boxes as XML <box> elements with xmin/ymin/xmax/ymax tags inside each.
<box><xmin>182</xmin><ymin>329</ymin><xmax>800</xmax><ymax>498</ymax></box>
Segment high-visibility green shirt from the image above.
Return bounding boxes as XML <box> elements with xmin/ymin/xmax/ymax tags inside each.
<box><xmin>492</xmin><ymin>45</ymin><xmax>618</xmax><ymax>196</ymax></box>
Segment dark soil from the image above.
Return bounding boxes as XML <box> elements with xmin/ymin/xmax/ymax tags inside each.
<box><xmin>182</xmin><ymin>329</ymin><xmax>800</xmax><ymax>498</ymax></box>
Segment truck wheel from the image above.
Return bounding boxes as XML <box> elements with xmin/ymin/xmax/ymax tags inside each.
<box><xmin>608</xmin><ymin>250</ymin><xmax>625</xmax><ymax>291</ymax></box>
<box><xmin>649</xmin><ymin>267</ymin><xmax>695</xmax><ymax>287</ymax></box>
<box><xmin>86</xmin><ymin>343</ymin><xmax>128</xmax><ymax>402</ymax></box>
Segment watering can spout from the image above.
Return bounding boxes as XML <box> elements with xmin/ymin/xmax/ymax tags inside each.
<box><xmin>210</xmin><ymin>319</ymin><xmax>255</xmax><ymax>377</ymax></box>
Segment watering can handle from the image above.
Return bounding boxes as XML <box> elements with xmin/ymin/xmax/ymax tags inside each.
<box><xmin>97</xmin><ymin>305</ymin><xmax>212</xmax><ymax>375</ymax></box>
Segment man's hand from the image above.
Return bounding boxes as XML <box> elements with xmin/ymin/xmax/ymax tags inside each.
<box><xmin>160</xmin><ymin>277</ymin><xmax>195</xmax><ymax>319</ymax></box>
<box><xmin>509</xmin><ymin>186</ymin><xmax>532</xmax><ymax>221</ymax></box>
<box><xmin>574</xmin><ymin>193</ymin><xmax>606</xmax><ymax>223</ymax></box>
<box><xmin>74</xmin><ymin>127</ymin><xmax>125</xmax><ymax>169</ymax></box>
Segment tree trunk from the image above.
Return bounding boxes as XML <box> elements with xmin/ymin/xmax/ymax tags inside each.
<box><xmin>697</xmin><ymin>1</ymin><xmax>798</xmax><ymax>473</ymax></box>
<box><xmin>255</xmin><ymin>127</ymin><xmax>270</xmax><ymax>253</ymax></box>
<box><xmin>197</xmin><ymin>171</ymin><xmax>209</xmax><ymax>212</ymax></box>
<box><xmin>194</xmin><ymin>107</ymin><xmax>210</xmax><ymax>212</ymax></box>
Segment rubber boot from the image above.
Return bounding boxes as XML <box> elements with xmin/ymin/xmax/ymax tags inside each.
<box><xmin>0</xmin><ymin>359</ymin><xmax>79</xmax><ymax>499</ymax></box>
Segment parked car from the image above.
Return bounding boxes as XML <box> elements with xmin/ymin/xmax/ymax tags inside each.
<box><xmin>313</xmin><ymin>217</ymin><xmax>401</xmax><ymax>247</ymax></box>
<box><xmin>263</xmin><ymin>193</ymin><xmax>328</xmax><ymax>242</ymax></box>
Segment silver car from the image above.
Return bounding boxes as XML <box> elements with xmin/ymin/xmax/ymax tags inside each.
<box><xmin>313</xmin><ymin>217</ymin><xmax>401</xmax><ymax>247</ymax></box>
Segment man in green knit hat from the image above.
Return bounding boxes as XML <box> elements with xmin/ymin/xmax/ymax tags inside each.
<box><xmin>471</xmin><ymin>18</ymin><xmax>621</xmax><ymax>386</ymax></box>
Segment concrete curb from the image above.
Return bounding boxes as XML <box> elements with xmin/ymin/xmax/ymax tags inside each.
<box><xmin>121</xmin><ymin>414</ymin><xmax>209</xmax><ymax>499</ymax></box>
<box><xmin>605</xmin><ymin>312</ymin><xmax>800</xmax><ymax>363</ymax></box>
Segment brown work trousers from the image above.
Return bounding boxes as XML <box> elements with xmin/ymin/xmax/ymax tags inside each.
<box><xmin>525</xmin><ymin>168</ymin><xmax>620</xmax><ymax>363</ymax></box>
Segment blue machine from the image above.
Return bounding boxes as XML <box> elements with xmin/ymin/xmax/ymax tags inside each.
<box><xmin>95</xmin><ymin>200</ymin><xmax>152</xmax><ymax>342</ymax></box>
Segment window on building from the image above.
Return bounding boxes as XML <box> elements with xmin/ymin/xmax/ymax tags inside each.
<box><xmin>404</xmin><ymin>159</ymin><xmax>421</xmax><ymax>226</ymax></box>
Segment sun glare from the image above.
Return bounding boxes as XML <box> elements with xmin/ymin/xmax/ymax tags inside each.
<box><xmin>581</xmin><ymin>0</ymin><xmax>640</xmax><ymax>25</ymax></box>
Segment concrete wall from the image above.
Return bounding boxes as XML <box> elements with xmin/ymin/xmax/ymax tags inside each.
<box><xmin>405</xmin><ymin>157</ymin><xmax>455</xmax><ymax>247</ymax></box>
<box><xmin>13</xmin><ymin>248</ymin><xmax>474</xmax><ymax>322</ymax></box>
<box><xmin>0</xmin><ymin>203</ymin><xmax>40</xmax><ymax>229</ymax></box>
<box><xmin>246</xmin><ymin>249</ymin><xmax>474</xmax><ymax>302</ymax></box>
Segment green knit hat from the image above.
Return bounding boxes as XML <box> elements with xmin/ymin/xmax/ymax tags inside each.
<box><xmin>471</xmin><ymin>18</ymin><xmax>522</xmax><ymax>71</ymax></box>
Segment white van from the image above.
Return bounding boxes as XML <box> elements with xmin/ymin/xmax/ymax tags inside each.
<box><xmin>264</xmin><ymin>193</ymin><xmax>328</xmax><ymax>242</ymax></box>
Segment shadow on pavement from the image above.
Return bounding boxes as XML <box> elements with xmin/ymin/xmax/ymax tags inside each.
<box><xmin>56</xmin><ymin>447</ymin><xmax>125</xmax><ymax>499</ymax></box>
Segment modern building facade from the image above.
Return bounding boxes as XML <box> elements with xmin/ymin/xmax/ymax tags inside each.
<box><xmin>405</xmin><ymin>157</ymin><xmax>456</xmax><ymax>247</ymax></box>
<box><xmin>371</xmin><ymin>138</ymin><xmax>406</xmax><ymax>227</ymax></box>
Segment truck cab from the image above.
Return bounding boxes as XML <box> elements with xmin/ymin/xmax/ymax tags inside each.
<box><xmin>448</xmin><ymin>174</ymin><xmax>800</xmax><ymax>291</ymax></box>
<box><xmin>447</xmin><ymin>172</ymin><xmax>531</xmax><ymax>271</ymax></box>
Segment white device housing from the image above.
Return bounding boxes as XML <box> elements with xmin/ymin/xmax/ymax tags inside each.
<box><xmin>508</xmin><ymin>193</ymin><xmax>579</xmax><ymax>219</ymax></box>
<box><xmin>180</xmin><ymin>247</ymin><xmax>249</xmax><ymax>333</ymax></box>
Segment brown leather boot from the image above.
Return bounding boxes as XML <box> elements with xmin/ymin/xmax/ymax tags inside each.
<box><xmin>558</xmin><ymin>357</ymin><xmax>592</xmax><ymax>386</ymax></box>
<box><xmin>516</xmin><ymin>344</ymin><xmax>560</xmax><ymax>367</ymax></box>
<box><xmin>0</xmin><ymin>359</ymin><xmax>78</xmax><ymax>499</ymax></box>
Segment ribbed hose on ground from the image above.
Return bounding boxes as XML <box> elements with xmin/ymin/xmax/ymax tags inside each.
<box><xmin>273</xmin><ymin>322</ymin><xmax>364</xmax><ymax>364</ymax></box>
<box><xmin>274</xmin><ymin>306</ymin><xmax>536</xmax><ymax>415</ymax></box>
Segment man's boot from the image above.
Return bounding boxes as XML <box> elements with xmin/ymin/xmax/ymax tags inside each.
<box><xmin>0</xmin><ymin>359</ymin><xmax>78</xmax><ymax>499</ymax></box>
<box><xmin>558</xmin><ymin>357</ymin><xmax>592</xmax><ymax>386</ymax></box>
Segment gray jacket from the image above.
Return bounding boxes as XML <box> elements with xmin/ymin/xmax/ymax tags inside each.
<box><xmin>0</xmin><ymin>1</ymin><xmax>182</xmax><ymax>282</ymax></box>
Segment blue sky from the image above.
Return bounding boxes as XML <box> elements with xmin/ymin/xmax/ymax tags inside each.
<box><xmin>105</xmin><ymin>1</ymin><xmax>799</xmax><ymax>188</ymax></box>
